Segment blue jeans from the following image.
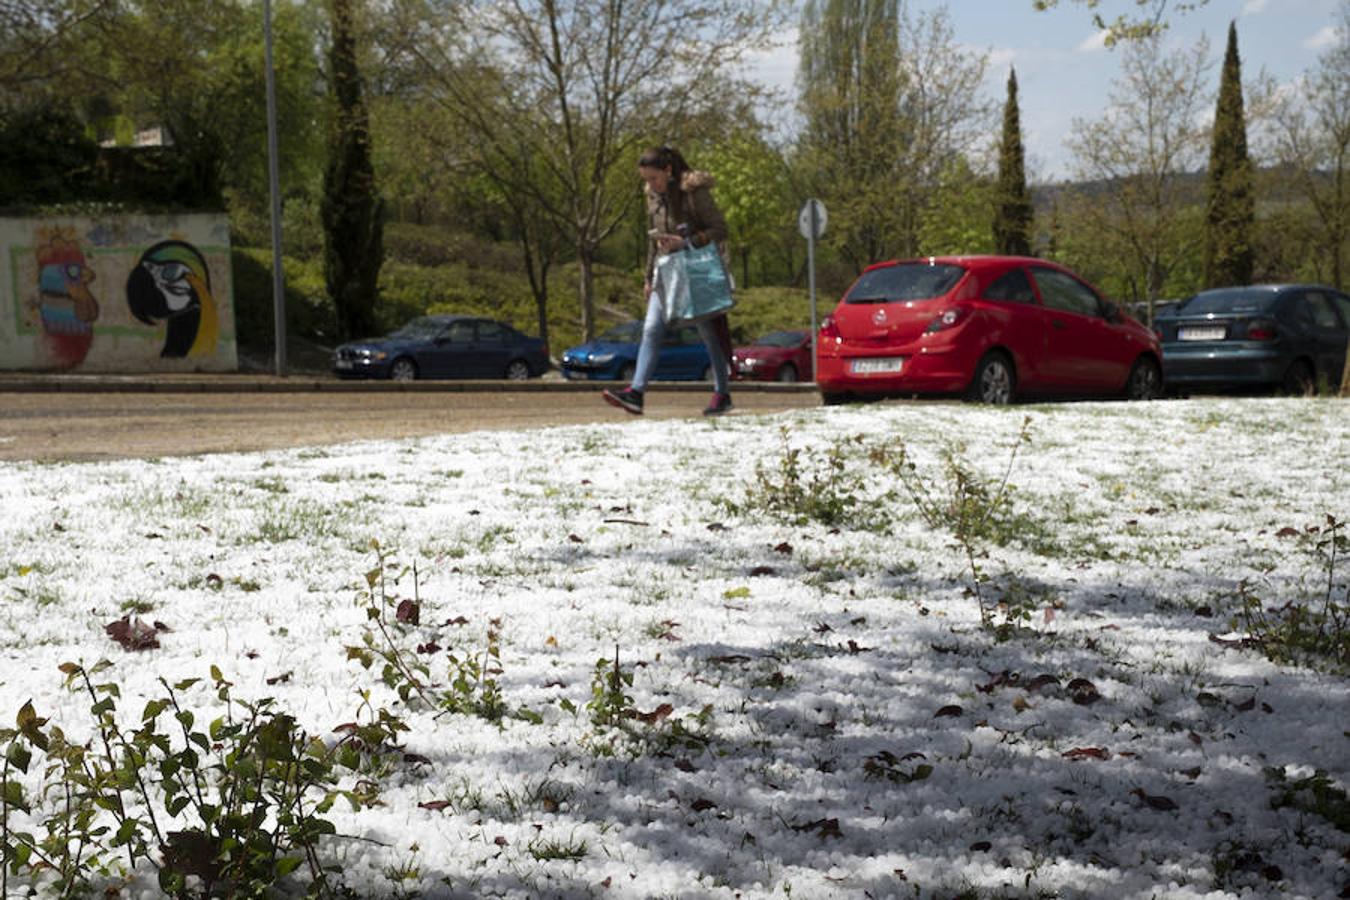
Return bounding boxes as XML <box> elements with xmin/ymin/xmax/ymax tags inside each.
<box><xmin>631</xmin><ymin>290</ymin><xmax>730</xmax><ymax>394</ymax></box>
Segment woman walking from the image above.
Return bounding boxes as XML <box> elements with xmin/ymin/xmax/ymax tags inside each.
<box><xmin>602</xmin><ymin>145</ymin><xmax>734</xmax><ymax>417</ymax></box>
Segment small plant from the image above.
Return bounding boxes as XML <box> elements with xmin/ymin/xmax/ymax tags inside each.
<box><xmin>886</xmin><ymin>416</ymin><xmax>1033</xmax><ymax>628</ymax></box>
<box><xmin>443</xmin><ymin>619</ymin><xmax>508</xmax><ymax>722</ymax></box>
<box><xmin>722</xmin><ymin>428</ymin><xmax>871</xmax><ymax>528</ymax></box>
<box><xmin>1233</xmin><ymin>515</ymin><xmax>1349</xmax><ymax>671</ymax></box>
<box><xmin>587</xmin><ymin>645</ymin><xmax>635</xmax><ymax>729</ymax></box>
<box><xmin>0</xmin><ymin>662</ymin><xmax>376</xmax><ymax>898</ymax></box>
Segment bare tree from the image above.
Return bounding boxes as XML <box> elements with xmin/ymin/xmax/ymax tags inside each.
<box><xmin>0</xmin><ymin>0</ymin><xmax>114</xmax><ymax>105</ymax></box>
<box><xmin>1066</xmin><ymin>34</ymin><xmax>1212</xmax><ymax>318</ymax></box>
<box><xmin>385</xmin><ymin>0</ymin><xmax>787</xmax><ymax>340</ymax></box>
<box><xmin>1031</xmin><ymin>0</ymin><xmax>1210</xmax><ymax>46</ymax></box>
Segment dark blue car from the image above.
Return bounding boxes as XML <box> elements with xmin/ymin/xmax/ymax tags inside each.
<box><xmin>333</xmin><ymin>315</ymin><xmax>550</xmax><ymax>381</ymax></box>
<box><xmin>1155</xmin><ymin>285</ymin><xmax>1350</xmax><ymax>394</ymax></box>
<box><xmin>560</xmin><ymin>321</ymin><xmax>712</xmax><ymax>382</ymax></box>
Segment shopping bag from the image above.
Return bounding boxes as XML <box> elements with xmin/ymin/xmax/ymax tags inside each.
<box><xmin>657</xmin><ymin>243</ymin><xmax>734</xmax><ymax>325</ymax></box>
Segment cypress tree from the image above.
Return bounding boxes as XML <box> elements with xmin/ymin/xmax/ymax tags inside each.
<box><xmin>993</xmin><ymin>68</ymin><xmax>1033</xmax><ymax>256</ymax></box>
<box><xmin>321</xmin><ymin>0</ymin><xmax>384</xmax><ymax>342</ymax></box>
<box><xmin>1203</xmin><ymin>21</ymin><xmax>1254</xmax><ymax>288</ymax></box>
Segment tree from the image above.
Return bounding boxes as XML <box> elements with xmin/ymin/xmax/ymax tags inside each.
<box><xmin>0</xmin><ymin>0</ymin><xmax>113</xmax><ymax>107</ymax></box>
<box><xmin>1066</xmin><ymin>34</ymin><xmax>1212</xmax><ymax>319</ymax></box>
<box><xmin>1031</xmin><ymin>0</ymin><xmax>1210</xmax><ymax>46</ymax></box>
<box><xmin>1202</xmin><ymin>21</ymin><xmax>1254</xmax><ymax>288</ymax></box>
<box><xmin>993</xmin><ymin>68</ymin><xmax>1033</xmax><ymax>256</ymax></box>
<box><xmin>798</xmin><ymin>0</ymin><xmax>990</xmax><ymax>271</ymax></box>
<box><xmin>388</xmin><ymin>0</ymin><xmax>786</xmax><ymax>341</ymax></box>
<box><xmin>322</xmin><ymin>0</ymin><xmax>384</xmax><ymax>342</ymax></box>
<box><xmin>702</xmin><ymin>128</ymin><xmax>792</xmax><ymax>289</ymax></box>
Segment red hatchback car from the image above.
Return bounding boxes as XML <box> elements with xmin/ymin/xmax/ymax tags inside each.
<box><xmin>815</xmin><ymin>256</ymin><xmax>1163</xmax><ymax>404</ymax></box>
<box><xmin>732</xmin><ymin>329</ymin><xmax>813</xmax><ymax>382</ymax></box>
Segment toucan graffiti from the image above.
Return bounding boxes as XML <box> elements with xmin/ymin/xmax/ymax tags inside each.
<box><xmin>30</xmin><ymin>228</ymin><xmax>99</xmax><ymax>369</ymax></box>
<box><xmin>126</xmin><ymin>240</ymin><xmax>219</xmax><ymax>358</ymax></box>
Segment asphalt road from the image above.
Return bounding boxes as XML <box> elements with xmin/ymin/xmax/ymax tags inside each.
<box><xmin>0</xmin><ymin>384</ymin><xmax>821</xmax><ymax>462</ymax></box>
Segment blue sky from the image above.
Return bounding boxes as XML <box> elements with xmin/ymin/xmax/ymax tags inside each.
<box><xmin>747</xmin><ymin>0</ymin><xmax>1343</xmax><ymax>182</ymax></box>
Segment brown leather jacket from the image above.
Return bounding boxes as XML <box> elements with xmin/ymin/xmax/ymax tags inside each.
<box><xmin>644</xmin><ymin>170</ymin><xmax>728</xmax><ymax>287</ymax></box>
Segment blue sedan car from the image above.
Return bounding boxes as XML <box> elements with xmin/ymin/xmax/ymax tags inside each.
<box><xmin>560</xmin><ymin>321</ymin><xmax>712</xmax><ymax>382</ymax></box>
<box><xmin>1155</xmin><ymin>285</ymin><xmax>1350</xmax><ymax>394</ymax></box>
<box><xmin>333</xmin><ymin>315</ymin><xmax>550</xmax><ymax>381</ymax></box>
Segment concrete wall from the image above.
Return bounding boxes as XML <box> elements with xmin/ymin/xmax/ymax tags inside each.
<box><xmin>1</xmin><ymin>213</ymin><xmax>236</xmax><ymax>372</ymax></box>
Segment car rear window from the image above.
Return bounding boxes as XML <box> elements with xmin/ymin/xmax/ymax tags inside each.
<box><xmin>844</xmin><ymin>263</ymin><xmax>965</xmax><ymax>303</ymax></box>
<box><xmin>1176</xmin><ymin>290</ymin><xmax>1278</xmax><ymax>316</ymax></box>
<box><xmin>754</xmin><ymin>331</ymin><xmax>806</xmax><ymax>347</ymax></box>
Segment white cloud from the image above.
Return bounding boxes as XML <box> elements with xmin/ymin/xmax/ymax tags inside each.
<box><xmin>988</xmin><ymin>47</ymin><xmax>1017</xmax><ymax>69</ymax></box>
<box><xmin>1076</xmin><ymin>30</ymin><xmax>1109</xmax><ymax>53</ymax></box>
<box><xmin>1240</xmin><ymin>0</ymin><xmax>1269</xmax><ymax>15</ymax></box>
<box><xmin>1304</xmin><ymin>25</ymin><xmax>1340</xmax><ymax>50</ymax></box>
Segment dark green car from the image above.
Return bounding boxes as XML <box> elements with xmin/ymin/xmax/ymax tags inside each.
<box><xmin>1155</xmin><ymin>285</ymin><xmax>1350</xmax><ymax>394</ymax></box>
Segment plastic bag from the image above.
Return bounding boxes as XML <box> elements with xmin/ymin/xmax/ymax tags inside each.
<box><xmin>656</xmin><ymin>243</ymin><xmax>734</xmax><ymax>325</ymax></box>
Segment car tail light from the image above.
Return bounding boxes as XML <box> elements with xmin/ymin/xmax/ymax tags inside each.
<box><xmin>1246</xmin><ymin>319</ymin><xmax>1278</xmax><ymax>341</ymax></box>
<box><xmin>819</xmin><ymin>315</ymin><xmax>840</xmax><ymax>340</ymax></box>
<box><xmin>924</xmin><ymin>306</ymin><xmax>972</xmax><ymax>334</ymax></box>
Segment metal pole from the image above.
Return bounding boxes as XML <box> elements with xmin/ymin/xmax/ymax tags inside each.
<box><xmin>807</xmin><ymin>203</ymin><xmax>818</xmax><ymax>383</ymax></box>
<box><xmin>263</xmin><ymin>0</ymin><xmax>287</xmax><ymax>376</ymax></box>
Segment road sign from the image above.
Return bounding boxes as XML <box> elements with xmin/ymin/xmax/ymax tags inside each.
<box><xmin>798</xmin><ymin>199</ymin><xmax>827</xmax><ymax>240</ymax></box>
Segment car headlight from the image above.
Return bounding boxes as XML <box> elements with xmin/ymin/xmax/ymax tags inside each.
<box><xmin>590</xmin><ymin>353</ymin><xmax>615</xmax><ymax>364</ymax></box>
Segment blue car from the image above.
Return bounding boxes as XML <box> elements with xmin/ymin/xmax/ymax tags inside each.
<box><xmin>560</xmin><ymin>321</ymin><xmax>712</xmax><ymax>382</ymax></box>
<box><xmin>1155</xmin><ymin>285</ymin><xmax>1350</xmax><ymax>394</ymax></box>
<box><xmin>333</xmin><ymin>315</ymin><xmax>550</xmax><ymax>381</ymax></box>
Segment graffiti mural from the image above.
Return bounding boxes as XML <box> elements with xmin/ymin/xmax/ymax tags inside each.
<box><xmin>29</xmin><ymin>227</ymin><xmax>100</xmax><ymax>369</ymax></box>
<box><xmin>127</xmin><ymin>240</ymin><xmax>220</xmax><ymax>358</ymax></box>
<box><xmin>1</xmin><ymin>214</ymin><xmax>235</xmax><ymax>372</ymax></box>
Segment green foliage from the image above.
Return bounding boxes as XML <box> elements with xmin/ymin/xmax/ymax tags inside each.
<box><xmin>1203</xmin><ymin>22</ymin><xmax>1255</xmax><ymax>288</ymax></box>
<box><xmin>1264</xmin><ymin>766</ymin><xmax>1350</xmax><ymax>833</ymax></box>
<box><xmin>0</xmin><ymin>662</ymin><xmax>375</xmax><ymax>898</ymax></box>
<box><xmin>722</xmin><ymin>428</ymin><xmax>873</xmax><ymax>529</ymax></box>
<box><xmin>886</xmin><ymin>417</ymin><xmax>1035</xmax><ymax>630</ymax></box>
<box><xmin>1230</xmin><ymin>515</ymin><xmax>1349</xmax><ymax>672</ymax></box>
<box><xmin>587</xmin><ymin>646</ymin><xmax>635</xmax><ymax>730</ymax></box>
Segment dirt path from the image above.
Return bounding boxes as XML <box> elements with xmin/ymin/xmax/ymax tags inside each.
<box><xmin>0</xmin><ymin>387</ymin><xmax>820</xmax><ymax>462</ymax></box>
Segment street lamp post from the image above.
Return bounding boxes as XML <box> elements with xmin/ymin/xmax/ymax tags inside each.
<box><xmin>263</xmin><ymin>0</ymin><xmax>287</xmax><ymax>375</ymax></box>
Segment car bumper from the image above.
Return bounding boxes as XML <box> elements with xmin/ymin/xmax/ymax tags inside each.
<box><xmin>1161</xmin><ymin>344</ymin><xmax>1285</xmax><ymax>386</ymax></box>
<box><xmin>333</xmin><ymin>359</ymin><xmax>392</xmax><ymax>379</ymax></box>
<box><xmin>560</xmin><ymin>363</ymin><xmax>617</xmax><ymax>381</ymax></box>
<box><xmin>816</xmin><ymin>340</ymin><xmax>974</xmax><ymax>395</ymax></box>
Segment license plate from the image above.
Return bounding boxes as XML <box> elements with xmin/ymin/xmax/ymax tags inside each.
<box><xmin>851</xmin><ymin>358</ymin><xmax>903</xmax><ymax>375</ymax></box>
<box><xmin>1178</xmin><ymin>326</ymin><xmax>1226</xmax><ymax>341</ymax></box>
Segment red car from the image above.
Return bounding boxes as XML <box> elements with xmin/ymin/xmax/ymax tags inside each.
<box><xmin>816</xmin><ymin>255</ymin><xmax>1163</xmax><ymax>404</ymax></box>
<box><xmin>732</xmin><ymin>330</ymin><xmax>813</xmax><ymax>382</ymax></box>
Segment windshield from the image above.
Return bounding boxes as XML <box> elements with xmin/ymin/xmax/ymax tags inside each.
<box><xmin>599</xmin><ymin>322</ymin><xmax>642</xmax><ymax>343</ymax></box>
<box><xmin>753</xmin><ymin>331</ymin><xmax>806</xmax><ymax>347</ymax></box>
<box><xmin>1175</xmin><ymin>289</ymin><xmax>1279</xmax><ymax>316</ymax></box>
<box><xmin>389</xmin><ymin>317</ymin><xmax>447</xmax><ymax>340</ymax></box>
<box><xmin>845</xmin><ymin>263</ymin><xmax>965</xmax><ymax>303</ymax></box>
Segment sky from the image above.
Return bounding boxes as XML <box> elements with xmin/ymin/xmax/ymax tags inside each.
<box><xmin>1</xmin><ymin>397</ymin><xmax>1347</xmax><ymax>898</ymax></box>
<box><xmin>746</xmin><ymin>0</ymin><xmax>1344</xmax><ymax>182</ymax></box>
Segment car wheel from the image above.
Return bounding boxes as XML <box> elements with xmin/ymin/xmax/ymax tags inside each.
<box><xmin>504</xmin><ymin>359</ymin><xmax>531</xmax><ymax>380</ymax></box>
<box><xmin>1125</xmin><ymin>357</ymin><xmax>1161</xmax><ymax>401</ymax></box>
<box><xmin>966</xmin><ymin>352</ymin><xmax>1015</xmax><ymax>405</ymax></box>
<box><xmin>1280</xmin><ymin>359</ymin><xmax>1315</xmax><ymax>396</ymax></box>
<box><xmin>389</xmin><ymin>358</ymin><xmax>418</xmax><ymax>382</ymax></box>
<box><xmin>777</xmin><ymin>364</ymin><xmax>798</xmax><ymax>383</ymax></box>
<box><xmin>618</xmin><ymin>363</ymin><xmax>636</xmax><ymax>383</ymax></box>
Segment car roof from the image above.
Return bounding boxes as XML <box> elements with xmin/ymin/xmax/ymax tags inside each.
<box><xmin>859</xmin><ymin>255</ymin><xmax>1061</xmax><ymax>273</ymax></box>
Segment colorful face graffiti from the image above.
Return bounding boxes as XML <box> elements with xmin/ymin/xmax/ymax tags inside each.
<box><xmin>126</xmin><ymin>240</ymin><xmax>219</xmax><ymax>358</ymax></box>
<box><xmin>29</xmin><ymin>228</ymin><xmax>100</xmax><ymax>369</ymax></box>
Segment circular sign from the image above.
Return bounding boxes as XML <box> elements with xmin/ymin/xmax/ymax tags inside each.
<box><xmin>798</xmin><ymin>199</ymin><xmax>827</xmax><ymax>240</ymax></box>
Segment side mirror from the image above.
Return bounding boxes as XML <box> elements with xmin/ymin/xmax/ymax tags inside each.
<box><xmin>1103</xmin><ymin>302</ymin><xmax>1121</xmax><ymax>323</ymax></box>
